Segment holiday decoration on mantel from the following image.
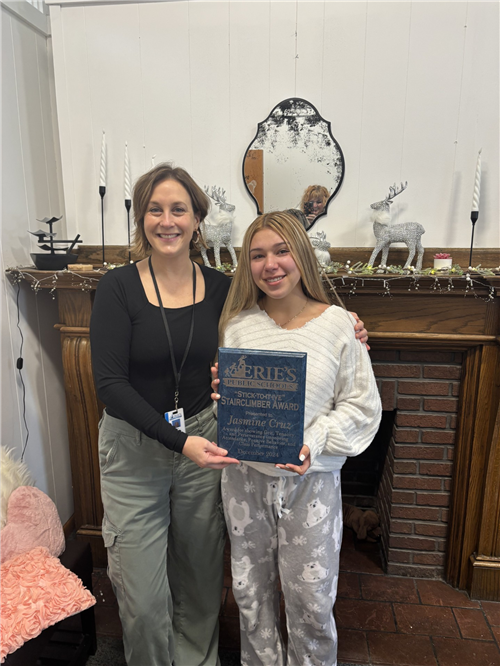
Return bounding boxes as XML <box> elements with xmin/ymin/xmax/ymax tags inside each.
<box><xmin>368</xmin><ymin>182</ymin><xmax>426</xmax><ymax>273</ymax></box>
<box><xmin>433</xmin><ymin>253</ymin><xmax>453</xmax><ymax>270</ymax></box>
<box><xmin>29</xmin><ymin>216</ymin><xmax>82</xmax><ymax>270</ymax></box>
<box><xmin>6</xmin><ymin>266</ymin><xmax>106</xmax><ymax>299</ymax></box>
<box><xmin>6</xmin><ymin>263</ymin><xmax>497</xmax><ymax>305</ymax></box>
<box><xmin>200</xmin><ymin>186</ymin><xmax>238</xmax><ymax>269</ymax></box>
<box><xmin>309</xmin><ymin>230</ymin><xmax>332</xmax><ymax>268</ymax></box>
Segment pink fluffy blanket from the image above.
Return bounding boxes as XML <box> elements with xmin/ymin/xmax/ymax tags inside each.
<box><xmin>0</xmin><ymin>486</ymin><xmax>65</xmax><ymax>565</ymax></box>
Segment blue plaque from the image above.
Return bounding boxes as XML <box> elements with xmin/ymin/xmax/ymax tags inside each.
<box><xmin>218</xmin><ymin>347</ymin><xmax>306</xmax><ymax>465</ymax></box>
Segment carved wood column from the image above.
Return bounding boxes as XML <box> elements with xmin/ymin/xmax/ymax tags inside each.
<box><xmin>445</xmin><ymin>301</ymin><xmax>500</xmax><ymax>597</ymax></box>
<box><xmin>57</xmin><ymin>290</ymin><xmax>106</xmax><ymax>566</ymax></box>
<box><xmin>470</xmin><ymin>399</ymin><xmax>500</xmax><ymax>599</ymax></box>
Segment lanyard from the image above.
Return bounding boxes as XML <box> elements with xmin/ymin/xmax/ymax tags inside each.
<box><xmin>148</xmin><ymin>256</ymin><xmax>196</xmax><ymax>410</ymax></box>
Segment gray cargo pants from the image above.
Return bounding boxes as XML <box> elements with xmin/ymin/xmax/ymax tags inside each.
<box><xmin>99</xmin><ymin>405</ymin><xmax>225</xmax><ymax>666</ymax></box>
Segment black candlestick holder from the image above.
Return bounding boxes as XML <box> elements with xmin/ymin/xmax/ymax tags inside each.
<box><xmin>99</xmin><ymin>186</ymin><xmax>106</xmax><ymax>265</ymax></box>
<box><xmin>125</xmin><ymin>199</ymin><xmax>132</xmax><ymax>263</ymax></box>
<box><xmin>469</xmin><ymin>210</ymin><xmax>479</xmax><ymax>269</ymax></box>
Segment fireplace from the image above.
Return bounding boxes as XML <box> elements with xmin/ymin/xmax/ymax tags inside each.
<box><xmin>341</xmin><ymin>409</ymin><xmax>394</xmax><ymax>510</ymax></box>
<box><xmin>8</xmin><ymin>246</ymin><xmax>500</xmax><ymax>600</ymax></box>
<box><xmin>373</xmin><ymin>350</ymin><xmax>462</xmax><ymax>579</ymax></box>
<box><xmin>341</xmin><ymin>350</ymin><xmax>462</xmax><ymax>579</ymax></box>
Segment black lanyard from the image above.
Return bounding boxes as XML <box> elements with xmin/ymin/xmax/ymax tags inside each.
<box><xmin>148</xmin><ymin>256</ymin><xmax>196</xmax><ymax>411</ymax></box>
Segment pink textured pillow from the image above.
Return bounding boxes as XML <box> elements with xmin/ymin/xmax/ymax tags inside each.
<box><xmin>0</xmin><ymin>546</ymin><xmax>96</xmax><ymax>663</ymax></box>
<box><xmin>0</xmin><ymin>486</ymin><xmax>65</xmax><ymax>564</ymax></box>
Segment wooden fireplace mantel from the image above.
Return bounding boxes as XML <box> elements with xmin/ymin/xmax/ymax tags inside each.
<box><xmin>7</xmin><ymin>251</ymin><xmax>500</xmax><ymax>599</ymax></box>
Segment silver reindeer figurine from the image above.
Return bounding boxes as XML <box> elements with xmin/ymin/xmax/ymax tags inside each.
<box><xmin>369</xmin><ymin>182</ymin><xmax>425</xmax><ymax>272</ymax></box>
<box><xmin>309</xmin><ymin>230</ymin><xmax>332</xmax><ymax>267</ymax></box>
<box><xmin>201</xmin><ymin>186</ymin><xmax>238</xmax><ymax>269</ymax></box>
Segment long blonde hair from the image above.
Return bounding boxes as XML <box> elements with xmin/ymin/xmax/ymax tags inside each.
<box><xmin>219</xmin><ymin>211</ymin><xmax>344</xmax><ymax>341</ymax></box>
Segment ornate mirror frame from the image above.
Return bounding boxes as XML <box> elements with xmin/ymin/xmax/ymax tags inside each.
<box><xmin>242</xmin><ymin>98</ymin><xmax>345</xmax><ymax>230</ymax></box>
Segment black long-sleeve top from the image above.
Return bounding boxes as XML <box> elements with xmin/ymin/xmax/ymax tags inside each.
<box><xmin>90</xmin><ymin>262</ymin><xmax>230</xmax><ymax>453</ymax></box>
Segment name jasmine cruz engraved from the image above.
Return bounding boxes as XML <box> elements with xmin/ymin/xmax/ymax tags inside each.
<box><xmin>226</xmin><ymin>414</ymin><xmax>294</xmax><ymax>429</ymax></box>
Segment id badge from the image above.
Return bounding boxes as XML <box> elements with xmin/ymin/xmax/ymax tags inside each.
<box><xmin>165</xmin><ymin>408</ymin><xmax>186</xmax><ymax>433</ymax></box>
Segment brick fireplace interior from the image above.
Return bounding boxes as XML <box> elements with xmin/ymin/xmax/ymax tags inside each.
<box><xmin>341</xmin><ymin>349</ymin><xmax>462</xmax><ymax>580</ymax></box>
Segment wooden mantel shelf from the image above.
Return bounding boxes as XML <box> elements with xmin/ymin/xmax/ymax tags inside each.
<box><xmin>6</xmin><ymin>253</ymin><xmax>500</xmax><ymax>600</ymax></box>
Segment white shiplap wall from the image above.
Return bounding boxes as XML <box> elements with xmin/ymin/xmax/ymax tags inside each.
<box><xmin>1</xmin><ymin>3</ymin><xmax>73</xmax><ymax>523</ymax></box>
<box><xmin>48</xmin><ymin>0</ymin><xmax>499</xmax><ymax>252</ymax></box>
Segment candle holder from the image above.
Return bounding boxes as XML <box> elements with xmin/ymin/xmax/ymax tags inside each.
<box><xmin>29</xmin><ymin>216</ymin><xmax>82</xmax><ymax>270</ymax></box>
<box><xmin>125</xmin><ymin>199</ymin><xmax>132</xmax><ymax>263</ymax></box>
<box><xmin>99</xmin><ymin>185</ymin><xmax>106</xmax><ymax>265</ymax></box>
<box><xmin>469</xmin><ymin>210</ymin><xmax>479</xmax><ymax>269</ymax></box>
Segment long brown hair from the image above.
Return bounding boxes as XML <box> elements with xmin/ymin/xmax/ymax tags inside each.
<box><xmin>219</xmin><ymin>211</ymin><xmax>344</xmax><ymax>341</ymax></box>
<box><xmin>131</xmin><ymin>163</ymin><xmax>209</xmax><ymax>258</ymax></box>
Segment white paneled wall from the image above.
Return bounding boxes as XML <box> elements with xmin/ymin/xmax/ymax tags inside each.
<box><xmin>48</xmin><ymin>0</ymin><xmax>498</xmax><ymax>252</ymax></box>
<box><xmin>1</xmin><ymin>4</ymin><xmax>72</xmax><ymax>523</ymax></box>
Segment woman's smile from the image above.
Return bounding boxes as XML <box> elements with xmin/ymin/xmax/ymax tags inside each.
<box><xmin>144</xmin><ymin>179</ymin><xmax>198</xmax><ymax>259</ymax></box>
<box><xmin>249</xmin><ymin>228</ymin><xmax>303</xmax><ymax>301</ymax></box>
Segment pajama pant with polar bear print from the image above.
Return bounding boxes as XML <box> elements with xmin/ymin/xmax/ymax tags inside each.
<box><xmin>221</xmin><ymin>463</ymin><xmax>342</xmax><ymax>666</ymax></box>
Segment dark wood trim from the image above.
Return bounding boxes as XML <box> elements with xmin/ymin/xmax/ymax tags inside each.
<box><xmin>469</xmin><ymin>401</ymin><xmax>500</xmax><ymax>599</ymax></box>
<box><xmin>446</xmin><ymin>347</ymin><xmax>483</xmax><ymax>587</ymax></box>
<box><xmin>477</xmin><ymin>402</ymin><xmax>500</xmax><ymax>557</ymax></box>
<box><xmin>63</xmin><ymin>514</ymin><xmax>75</xmax><ymax>540</ymax></box>
<box><xmin>74</xmin><ymin>245</ymin><xmax>500</xmax><ymax>270</ymax></box>
<box><xmin>369</xmin><ymin>332</ymin><xmax>498</xmax><ymax>348</ymax></box>
<box><xmin>446</xmin><ymin>345</ymin><xmax>500</xmax><ymax>591</ymax></box>
<box><xmin>77</xmin><ymin>526</ymin><xmax>107</xmax><ymax>568</ymax></box>
<box><xmin>329</xmin><ymin>247</ymin><xmax>500</xmax><ymax>269</ymax></box>
<box><xmin>470</xmin><ymin>555</ymin><xmax>500</xmax><ymax>601</ymax></box>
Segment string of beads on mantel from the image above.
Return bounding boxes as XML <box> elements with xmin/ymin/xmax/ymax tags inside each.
<box><xmin>5</xmin><ymin>267</ymin><xmax>106</xmax><ymax>299</ymax></box>
<box><xmin>5</xmin><ymin>263</ymin><xmax>498</xmax><ymax>304</ymax></box>
<box><xmin>319</xmin><ymin>262</ymin><xmax>497</xmax><ymax>303</ymax></box>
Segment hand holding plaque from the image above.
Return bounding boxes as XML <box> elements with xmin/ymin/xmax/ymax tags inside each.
<box><xmin>216</xmin><ymin>348</ymin><xmax>306</xmax><ymax>465</ymax></box>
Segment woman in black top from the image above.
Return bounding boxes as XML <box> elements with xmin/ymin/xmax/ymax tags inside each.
<box><xmin>91</xmin><ymin>164</ymin><xmax>238</xmax><ymax>666</ymax></box>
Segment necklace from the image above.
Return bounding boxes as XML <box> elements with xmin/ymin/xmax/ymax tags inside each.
<box><xmin>269</xmin><ymin>299</ymin><xmax>308</xmax><ymax>328</ymax></box>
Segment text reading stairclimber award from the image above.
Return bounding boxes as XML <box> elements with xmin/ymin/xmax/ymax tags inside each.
<box><xmin>218</xmin><ymin>348</ymin><xmax>306</xmax><ymax>465</ymax></box>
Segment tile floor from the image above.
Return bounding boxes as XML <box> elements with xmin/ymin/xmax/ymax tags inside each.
<box><xmin>92</xmin><ymin>529</ymin><xmax>500</xmax><ymax>665</ymax></box>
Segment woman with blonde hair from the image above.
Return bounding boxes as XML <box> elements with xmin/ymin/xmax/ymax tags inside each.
<box><xmin>213</xmin><ymin>211</ymin><xmax>381</xmax><ymax>666</ymax></box>
<box><xmin>299</xmin><ymin>184</ymin><xmax>330</xmax><ymax>227</ymax></box>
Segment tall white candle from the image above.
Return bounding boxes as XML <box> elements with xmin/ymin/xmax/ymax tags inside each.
<box><xmin>471</xmin><ymin>149</ymin><xmax>482</xmax><ymax>212</ymax></box>
<box><xmin>124</xmin><ymin>142</ymin><xmax>131</xmax><ymax>200</ymax></box>
<box><xmin>151</xmin><ymin>155</ymin><xmax>156</xmax><ymax>168</ymax></box>
<box><xmin>100</xmin><ymin>131</ymin><xmax>106</xmax><ymax>188</ymax></box>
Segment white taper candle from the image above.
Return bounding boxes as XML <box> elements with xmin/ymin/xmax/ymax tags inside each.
<box><xmin>100</xmin><ymin>131</ymin><xmax>106</xmax><ymax>188</ymax></box>
<box><xmin>124</xmin><ymin>142</ymin><xmax>131</xmax><ymax>200</ymax></box>
<box><xmin>471</xmin><ymin>149</ymin><xmax>482</xmax><ymax>212</ymax></box>
<box><xmin>151</xmin><ymin>155</ymin><xmax>156</xmax><ymax>168</ymax></box>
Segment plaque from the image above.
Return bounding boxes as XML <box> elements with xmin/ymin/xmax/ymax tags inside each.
<box><xmin>218</xmin><ymin>347</ymin><xmax>306</xmax><ymax>465</ymax></box>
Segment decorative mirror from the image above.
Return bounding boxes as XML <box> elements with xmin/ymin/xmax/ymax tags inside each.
<box><xmin>242</xmin><ymin>98</ymin><xmax>345</xmax><ymax>230</ymax></box>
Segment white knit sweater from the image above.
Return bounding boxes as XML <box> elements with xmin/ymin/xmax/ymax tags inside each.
<box><xmin>222</xmin><ymin>304</ymin><xmax>382</xmax><ymax>477</ymax></box>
